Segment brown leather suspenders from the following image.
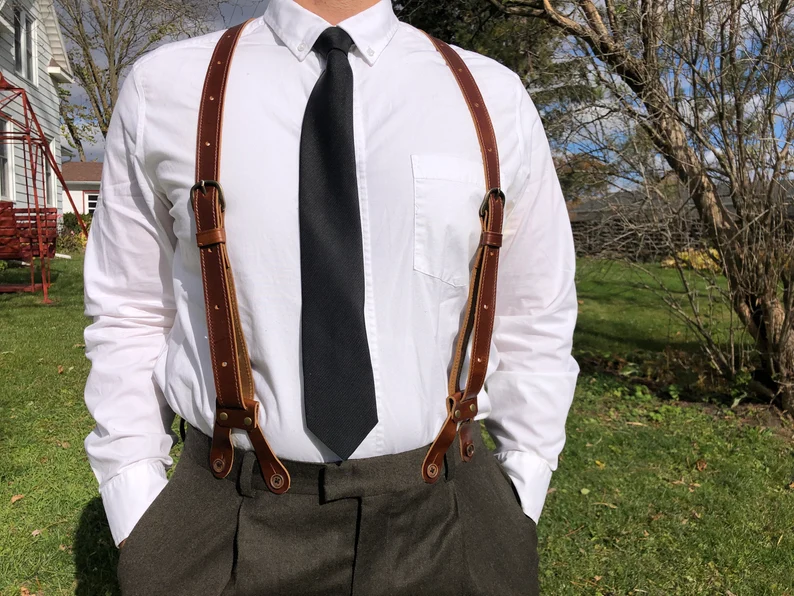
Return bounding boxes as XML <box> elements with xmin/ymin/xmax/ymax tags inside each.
<box><xmin>191</xmin><ymin>22</ymin><xmax>505</xmax><ymax>493</ymax></box>
<box><xmin>191</xmin><ymin>19</ymin><xmax>291</xmax><ymax>494</ymax></box>
<box><xmin>419</xmin><ymin>35</ymin><xmax>505</xmax><ymax>483</ymax></box>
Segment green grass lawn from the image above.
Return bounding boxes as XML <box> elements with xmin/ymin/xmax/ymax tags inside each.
<box><xmin>1</xmin><ymin>256</ymin><xmax>793</xmax><ymax>595</ymax></box>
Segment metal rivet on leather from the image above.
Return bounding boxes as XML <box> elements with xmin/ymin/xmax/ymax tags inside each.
<box><xmin>470</xmin><ymin>404</ymin><xmax>476</xmax><ymax>412</ymax></box>
<box><xmin>212</xmin><ymin>458</ymin><xmax>225</xmax><ymax>472</ymax></box>
<box><xmin>427</xmin><ymin>463</ymin><xmax>439</xmax><ymax>478</ymax></box>
<box><xmin>217</xmin><ymin>60</ymin><xmax>222</xmax><ymax>65</ymax></box>
<box><xmin>205</xmin><ymin>141</ymin><xmax>211</xmax><ymax>147</ymax></box>
<box><xmin>214</xmin><ymin>305</ymin><xmax>219</xmax><ymax>310</ymax></box>
<box><xmin>221</xmin><ymin>361</ymin><xmax>228</xmax><ymax>367</ymax></box>
<box><xmin>466</xmin><ymin>444</ymin><xmax>475</xmax><ymax>457</ymax></box>
<box><xmin>454</xmin><ymin>409</ymin><xmax>461</xmax><ymax>418</ymax></box>
<box><xmin>483</xmin><ymin>304</ymin><xmax>489</xmax><ymax>310</ymax></box>
<box><xmin>271</xmin><ymin>474</ymin><xmax>284</xmax><ymax>489</ymax></box>
<box><xmin>209</xmin><ymin>96</ymin><xmax>215</xmax><ymax>101</ymax></box>
<box><xmin>243</xmin><ymin>417</ymin><xmax>252</xmax><ymax>426</ymax></box>
<box><xmin>476</xmin><ymin>357</ymin><xmax>482</xmax><ymax>363</ymax></box>
<box><xmin>219</xmin><ymin>412</ymin><xmax>228</xmax><ymax>421</ymax></box>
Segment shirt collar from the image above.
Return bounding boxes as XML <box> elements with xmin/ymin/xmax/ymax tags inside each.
<box><xmin>263</xmin><ymin>0</ymin><xmax>399</xmax><ymax>66</ymax></box>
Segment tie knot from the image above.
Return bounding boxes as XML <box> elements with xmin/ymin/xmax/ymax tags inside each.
<box><xmin>313</xmin><ymin>27</ymin><xmax>354</xmax><ymax>59</ymax></box>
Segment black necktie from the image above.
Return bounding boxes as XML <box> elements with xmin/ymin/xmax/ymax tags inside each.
<box><xmin>299</xmin><ymin>27</ymin><xmax>378</xmax><ymax>460</ymax></box>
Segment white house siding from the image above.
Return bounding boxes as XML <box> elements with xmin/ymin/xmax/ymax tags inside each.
<box><xmin>0</xmin><ymin>0</ymin><xmax>64</xmax><ymax>212</ymax></box>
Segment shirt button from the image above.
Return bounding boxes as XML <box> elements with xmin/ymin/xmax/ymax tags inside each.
<box><xmin>298</xmin><ymin>42</ymin><xmax>307</xmax><ymax>52</ymax></box>
<box><xmin>367</xmin><ymin>47</ymin><xmax>375</xmax><ymax>57</ymax></box>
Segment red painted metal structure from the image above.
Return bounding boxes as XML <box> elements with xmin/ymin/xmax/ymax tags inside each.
<box><xmin>0</xmin><ymin>73</ymin><xmax>87</xmax><ymax>304</ymax></box>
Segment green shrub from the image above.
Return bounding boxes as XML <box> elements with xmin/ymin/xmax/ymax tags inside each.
<box><xmin>61</xmin><ymin>212</ymin><xmax>92</xmax><ymax>234</ymax></box>
<box><xmin>56</xmin><ymin>229</ymin><xmax>87</xmax><ymax>253</ymax></box>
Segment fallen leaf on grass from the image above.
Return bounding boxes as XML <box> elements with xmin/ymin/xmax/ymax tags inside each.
<box><xmin>626</xmin><ymin>421</ymin><xmax>647</xmax><ymax>426</ymax></box>
<box><xmin>31</xmin><ymin>529</ymin><xmax>41</xmax><ymax>537</ymax></box>
<box><xmin>57</xmin><ymin>365</ymin><xmax>64</xmax><ymax>374</ymax></box>
<box><xmin>10</xmin><ymin>494</ymin><xmax>24</xmax><ymax>504</ymax></box>
<box><xmin>594</xmin><ymin>576</ymin><xmax>602</xmax><ymax>582</ymax></box>
<box><xmin>55</xmin><ymin>440</ymin><xmax>70</xmax><ymax>449</ymax></box>
<box><xmin>580</xmin><ymin>488</ymin><xmax>591</xmax><ymax>495</ymax></box>
<box><xmin>681</xmin><ymin>518</ymin><xmax>689</xmax><ymax>524</ymax></box>
<box><xmin>696</xmin><ymin>459</ymin><xmax>707</xmax><ymax>471</ymax></box>
<box><xmin>595</xmin><ymin>460</ymin><xmax>606</xmax><ymax>469</ymax></box>
<box><xmin>20</xmin><ymin>587</ymin><xmax>31</xmax><ymax>596</ymax></box>
<box><xmin>72</xmin><ymin>343</ymin><xmax>85</xmax><ymax>348</ymax></box>
<box><xmin>593</xmin><ymin>502</ymin><xmax>617</xmax><ymax>509</ymax></box>
<box><xmin>546</xmin><ymin>487</ymin><xmax>557</xmax><ymax>495</ymax></box>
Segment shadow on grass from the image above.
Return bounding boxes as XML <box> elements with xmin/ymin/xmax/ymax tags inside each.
<box><xmin>73</xmin><ymin>497</ymin><xmax>120</xmax><ymax>596</ymax></box>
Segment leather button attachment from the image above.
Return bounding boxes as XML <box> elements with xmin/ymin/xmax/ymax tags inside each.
<box><xmin>427</xmin><ymin>463</ymin><xmax>439</xmax><ymax>479</ymax></box>
<box><xmin>270</xmin><ymin>474</ymin><xmax>285</xmax><ymax>490</ymax></box>
<box><xmin>466</xmin><ymin>443</ymin><xmax>475</xmax><ymax>458</ymax></box>
<box><xmin>212</xmin><ymin>457</ymin><xmax>226</xmax><ymax>473</ymax></box>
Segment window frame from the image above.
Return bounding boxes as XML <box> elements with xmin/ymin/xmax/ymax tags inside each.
<box><xmin>87</xmin><ymin>193</ymin><xmax>99</xmax><ymax>214</ymax></box>
<box><xmin>13</xmin><ymin>6</ymin><xmax>37</xmax><ymax>84</ymax></box>
<box><xmin>0</xmin><ymin>119</ymin><xmax>11</xmax><ymax>202</ymax></box>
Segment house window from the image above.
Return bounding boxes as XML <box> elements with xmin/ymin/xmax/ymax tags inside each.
<box><xmin>45</xmin><ymin>162</ymin><xmax>53</xmax><ymax>206</ymax></box>
<box><xmin>87</xmin><ymin>193</ymin><xmax>99</xmax><ymax>214</ymax></box>
<box><xmin>14</xmin><ymin>7</ymin><xmax>36</xmax><ymax>82</ymax></box>
<box><xmin>45</xmin><ymin>141</ymin><xmax>56</xmax><ymax>207</ymax></box>
<box><xmin>0</xmin><ymin>120</ymin><xmax>9</xmax><ymax>201</ymax></box>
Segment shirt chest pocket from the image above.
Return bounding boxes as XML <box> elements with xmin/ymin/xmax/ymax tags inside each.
<box><xmin>411</xmin><ymin>154</ymin><xmax>486</xmax><ymax>288</ymax></box>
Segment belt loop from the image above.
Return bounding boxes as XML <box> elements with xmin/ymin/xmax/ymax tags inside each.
<box><xmin>238</xmin><ymin>450</ymin><xmax>257</xmax><ymax>498</ymax></box>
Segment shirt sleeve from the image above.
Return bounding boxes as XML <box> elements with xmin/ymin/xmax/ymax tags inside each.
<box><xmin>82</xmin><ymin>63</ymin><xmax>178</xmax><ymax>547</ymax></box>
<box><xmin>483</xmin><ymin>80</ymin><xmax>579</xmax><ymax>525</ymax></box>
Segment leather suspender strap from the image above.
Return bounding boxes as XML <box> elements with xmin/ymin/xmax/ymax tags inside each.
<box><xmin>193</xmin><ymin>20</ymin><xmax>290</xmax><ymax>494</ymax></box>
<box><xmin>421</xmin><ymin>36</ymin><xmax>506</xmax><ymax>483</ymax></box>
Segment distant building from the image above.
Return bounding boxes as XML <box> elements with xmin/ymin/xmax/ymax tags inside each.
<box><xmin>61</xmin><ymin>161</ymin><xmax>101</xmax><ymax>215</ymax></box>
<box><xmin>0</xmin><ymin>0</ymin><xmax>72</xmax><ymax>211</ymax></box>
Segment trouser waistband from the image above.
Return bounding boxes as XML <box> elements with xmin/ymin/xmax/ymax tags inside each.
<box><xmin>181</xmin><ymin>423</ymin><xmax>484</xmax><ymax>499</ymax></box>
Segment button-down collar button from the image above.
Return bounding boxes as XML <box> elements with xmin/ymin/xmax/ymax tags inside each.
<box><xmin>367</xmin><ymin>47</ymin><xmax>375</xmax><ymax>57</ymax></box>
<box><xmin>298</xmin><ymin>42</ymin><xmax>307</xmax><ymax>52</ymax></box>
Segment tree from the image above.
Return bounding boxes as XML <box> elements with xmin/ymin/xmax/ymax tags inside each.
<box><xmin>59</xmin><ymin>85</ymin><xmax>95</xmax><ymax>161</ymax></box>
<box><xmin>489</xmin><ymin>0</ymin><xmax>794</xmax><ymax>414</ymax></box>
<box><xmin>52</xmin><ymin>0</ymin><xmax>217</xmax><ymax>146</ymax></box>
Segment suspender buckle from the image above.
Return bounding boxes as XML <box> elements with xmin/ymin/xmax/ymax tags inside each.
<box><xmin>479</xmin><ymin>187</ymin><xmax>505</xmax><ymax>218</ymax></box>
<box><xmin>190</xmin><ymin>179</ymin><xmax>226</xmax><ymax>212</ymax></box>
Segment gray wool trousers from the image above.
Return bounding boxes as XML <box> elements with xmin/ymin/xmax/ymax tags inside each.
<box><xmin>116</xmin><ymin>424</ymin><xmax>539</xmax><ymax>595</ymax></box>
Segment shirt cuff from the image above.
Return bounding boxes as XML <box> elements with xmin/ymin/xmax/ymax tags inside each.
<box><xmin>99</xmin><ymin>460</ymin><xmax>169</xmax><ymax>546</ymax></box>
<box><xmin>493</xmin><ymin>449</ymin><xmax>553</xmax><ymax>525</ymax></box>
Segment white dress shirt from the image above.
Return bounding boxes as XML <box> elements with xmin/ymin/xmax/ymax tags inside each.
<box><xmin>83</xmin><ymin>0</ymin><xmax>579</xmax><ymax>546</ymax></box>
